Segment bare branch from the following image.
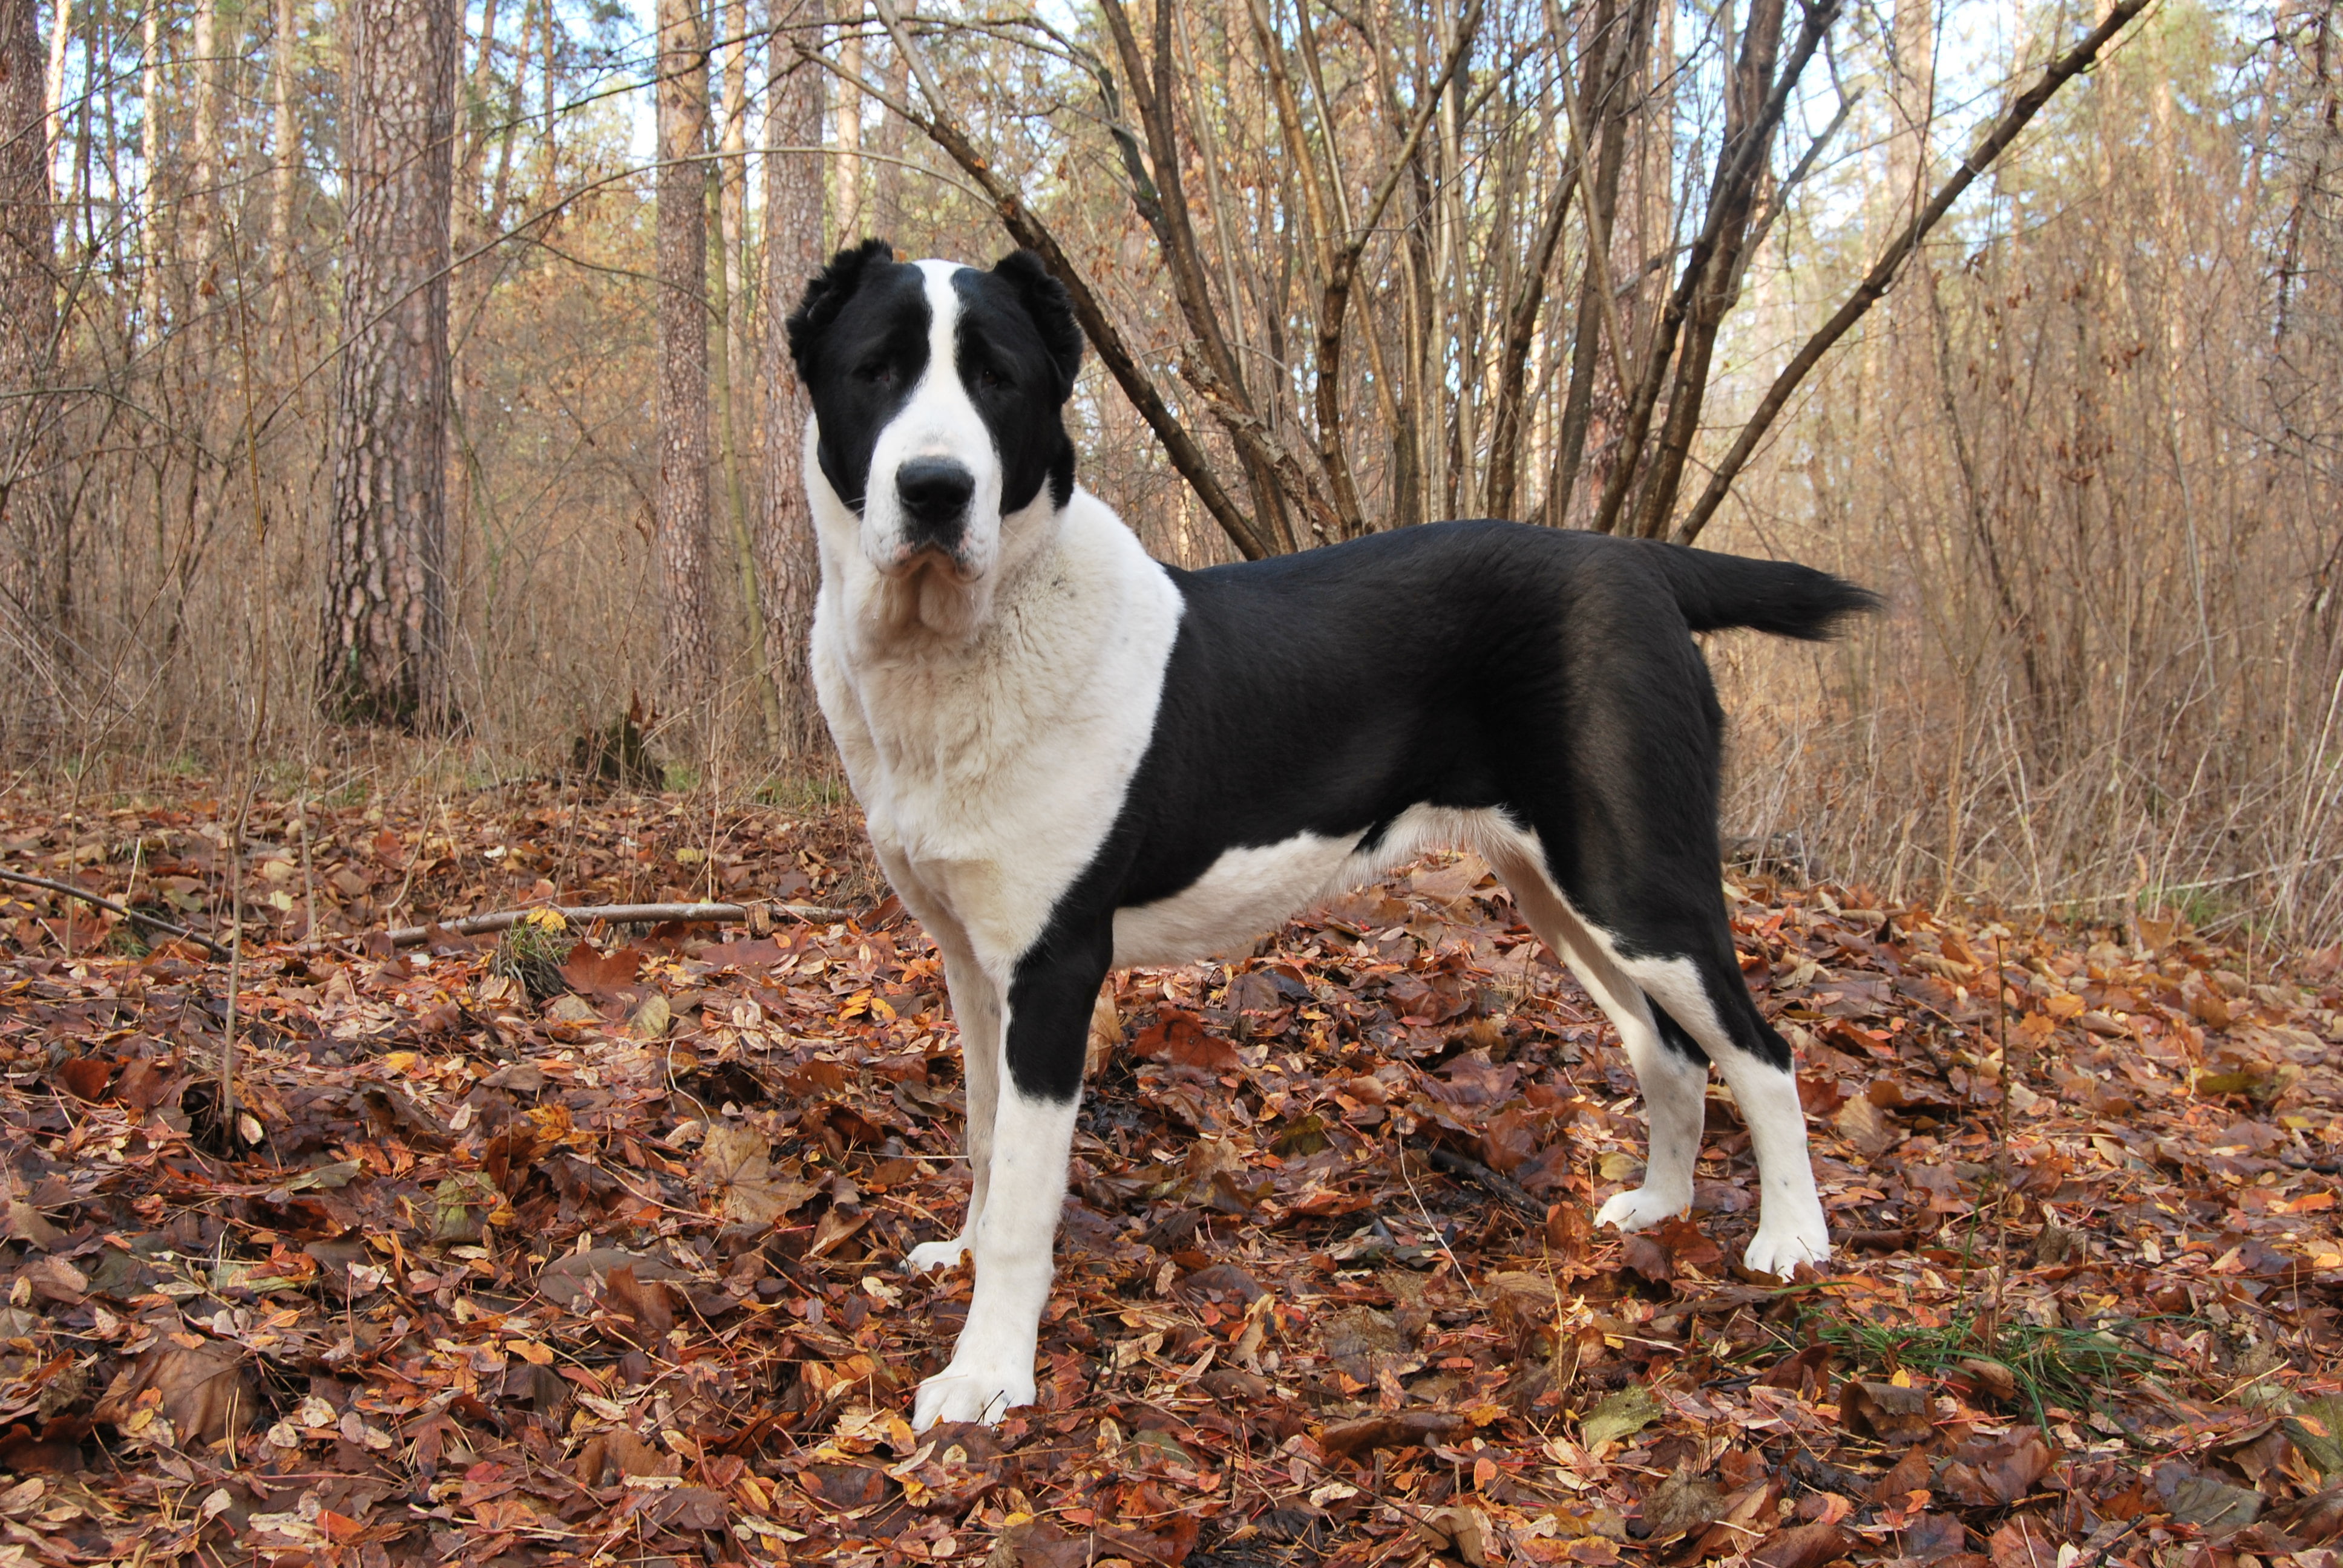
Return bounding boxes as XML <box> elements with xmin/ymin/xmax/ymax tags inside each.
<box><xmin>0</xmin><ymin>865</ymin><xmax>232</xmax><ymax>958</ymax></box>
<box><xmin>1590</xmin><ymin>0</ymin><xmax>1841</xmax><ymax>536</ymax></box>
<box><xmin>866</xmin><ymin>0</ymin><xmax>1276</xmax><ymax>560</ymax></box>
<box><xmin>1673</xmin><ymin>0</ymin><xmax>2154</xmax><ymax>546</ymax></box>
<box><xmin>361</xmin><ymin>900</ymin><xmax>848</xmax><ymax>950</ymax></box>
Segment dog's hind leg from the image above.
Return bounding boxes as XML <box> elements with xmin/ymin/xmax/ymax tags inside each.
<box><xmin>912</xmin><ymin>920</ymin><xmax>1109</xmax><ymax>1431</ymax></box>
<box><xmin>1623</xmin><ymin>948</ymin><xmax>1830</xmax><ymax>1276</ymax></box>
<box><xmin>1489</xmin><ymin>847</ymin><xmax>1704</xmax><ymax>1232</ymax></box>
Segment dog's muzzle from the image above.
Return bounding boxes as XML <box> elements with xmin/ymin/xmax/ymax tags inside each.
<box><xmin>894</xmin><ymin>458</ymin><xmax>975</xmax><ymax>557</ymax></box>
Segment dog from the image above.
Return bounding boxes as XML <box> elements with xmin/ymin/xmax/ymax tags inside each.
<box><xmin>785</xmin><ymin>240</ymin><xmax>1878</xmax><ymax>1430</ymax></box>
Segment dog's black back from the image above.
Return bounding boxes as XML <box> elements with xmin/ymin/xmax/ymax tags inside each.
<box><xmin>1009</xmin><ymin>519</ymin><xmax>1874</xmax><ymax>1099</ymax></box>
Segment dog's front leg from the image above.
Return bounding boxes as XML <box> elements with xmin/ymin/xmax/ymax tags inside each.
<box><xmin>911</xmin><ymin>927</ymin><xmax>1106</xmax><ymax>1431</ymax></box>
<box><xmin>905</xmin><ymin>943</ymin><xmax>1002</xmax><ymax>1273</ymax></box>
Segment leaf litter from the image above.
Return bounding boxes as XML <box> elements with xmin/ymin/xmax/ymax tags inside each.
<box><xmin>0</xmin><ymin>782</ymin><xmax>2338</xmax><ymax>1567</ymax></box>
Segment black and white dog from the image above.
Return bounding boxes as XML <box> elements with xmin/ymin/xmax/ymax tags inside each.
<box><xmin>787</xmin><ymin>240</ymin><xmax>1876</xmax><ymax>1430</ymax></box>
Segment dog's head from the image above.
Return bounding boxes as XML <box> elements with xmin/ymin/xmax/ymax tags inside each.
<box><xmin>787</xmin><ymin>241</ymin><xmax>1084</xmax><ymax>632</ymax></box>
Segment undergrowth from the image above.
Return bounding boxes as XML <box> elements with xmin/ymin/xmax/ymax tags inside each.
<box><xmin>1799</xmin><ymin>1307</ymin><xmax>2176</xmax><ymax>1425</ymax></box>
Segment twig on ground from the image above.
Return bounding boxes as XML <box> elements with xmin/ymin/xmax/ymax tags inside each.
<box><xmin>320</xmin><ymin>900</ymin><xmax>852</xmax><ymax>952</ymax></box>
<box><xmin>1421</xmin><ymin>1143</ymin><xmax>1547</xmax><ymax>1220</ymax></box>
<box><xmin>0</xmin><ymin>874</ymin><xmax>849</xmax><ymax>961</ymax></box>
<box><xmin>0</xmin><ymin>866</ymin><xmax>233</xmax><ymax>958</ymax></box>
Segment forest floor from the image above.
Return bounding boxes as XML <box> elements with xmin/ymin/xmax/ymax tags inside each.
<box><xmin>0</xmin><ymin>777</ymin><xmax>2338</xmax><ymax>1568</ymax></box>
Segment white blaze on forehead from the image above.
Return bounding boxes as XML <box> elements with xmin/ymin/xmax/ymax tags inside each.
<box><xmin>900</xmin><ymin>260</ymin><xmax>980</xmax><ymax>449</ymax></box>
<box><xmin>851</xmin><ymin>258</ymin><xmax>1004</xmax><ymax>589</ymax></box>
<box><xmin>865</xmin><ymin>261</ymin><xmax>997</xmax><ymax>506</ymax></box>
<box><xmin>915</xmin><ymin>258</ymin><xmax>965</xmax><ymax>376</ymax></box>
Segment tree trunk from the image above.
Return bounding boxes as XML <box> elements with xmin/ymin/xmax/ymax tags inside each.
<box><xmin>1</xmin><ymin>0</ymin><xmax>68</xmax><ymax>713</ymax></box>
<box><xmin>655</xmin><ymin>0</ymin><xmax>716</xmax><ymax>710</ymax></box>
<box><xmin>190</xmin><ymin>0</ymin><xmax>220</xmax><ymax>261</ymax></box>
<box><xmin>319</xmin><ymin>0</ymin><xmax>457</xmax><ymax>730</ymax></box>
<box><xmin>1544</xmin><ymin>0</ymin><xmax>1643</xmax><ymax>527</ymax></box>
<box><xmin>871</xmin><ymin>0</ymin><xmax>911</xmax><ymax>240</ymax></box>
<box><xmin>761</xmin><ymin>0</ymin><xmax>826</xmax><ymax>760</ymax></box>
<box><xmin>270</xmin><ymin>0</ymin><xmax>301</xmax><ymax>284</ymax></box>
<box><xmin>1888</xmin><ymin>0</ymin><xmax>1936</xmax><ymax>216</ymax></box>
<box><xmin>42</xmin><ymin>0</ymin><xmax>65</xmax><ymax>177</ymax></box>
<box><xmin>453</xmin><ymin>0</ymin><xmax>502</xmax><ymax>324</ymax></box>
<box><xmin>712</xmin><ymin>0</ymin><xmax>776</xmax><ymax>737</ymax></box>
<box><xmin>1483</xmin><ymin>102</ymin><xmax>1580</xmax><ymax>517</ymax></box>
<box><xmin>139</xmin><ymin>0</ymin><xmax>159</xmax><ymax>323</ymax></box>
<box><xmin>1624</xmin><ymin>0</ymin><xmax>1790</xmax><ymax>537</ymax></box>
<box><xmin>488</xmin><ymin>0</ymin><xmax>531</xmax><ymax>224</ymax></box>
<box><xmin>833</xmin><ymin>0</ymin><xmax>862</xmax><ymax>241</ymax></box>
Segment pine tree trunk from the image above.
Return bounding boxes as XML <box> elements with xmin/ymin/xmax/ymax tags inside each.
<box><xmin>319</xmin><ymin>0</ymin><xmax>457</xmax><ymax>730</ymax></box>
<box><xmin>189</xmin><ymin>0</ymin><xmax>220</xmax><ymax>264</ymax></box>
<box><xmin>760</xmin><ymin>0</ymin><xmax>826</xmax><ymax>762</ymax></box>
<box><xmin>1</xmin><ymin>0</ymin><xmax>70</xmax><ymax>720</ymax></box>
<box><xmin>42</xmin><ymin>0</ymin><xmax>67</xmax><ymax>173</ymax></box>
<box><xmin>833</xmin><ymin>0</ymin><xmax>861</xmax><ymax>241</ymax></box>
<box><xmin>871</xmin><ymin>0</ymin><xmax>911</xmax><ymax>240</ymax></box>
<box><xmin>655</xmin><ymin>0</ymin><xmax>716</xmax><ymax>712</ymax></box>
<box><xmin>138</xmin><ymin>0</ymin><xmax>160</xmax><ymax>324</ymax></box>
<box><xmin>712</xmin><ymin>0</ymin><xmax>778</xmax><ymax>739</ymax></box>
<box><xmin>270</xmin><ymin>0</ymin><xmax>301</xmax><ymax>285</ymax></box>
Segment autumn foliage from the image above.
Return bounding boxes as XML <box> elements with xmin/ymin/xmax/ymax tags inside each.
<box><xmin>0</xmin><ymin>781</ymin><xmax>2338</xmax><ymax>1566</ymax></box>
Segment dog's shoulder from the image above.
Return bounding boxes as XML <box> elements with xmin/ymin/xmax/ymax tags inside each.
<box><xmin>1052</xmin><ymin>487</ymin><xmax>1179</xmax><ymax>593</ymax></box>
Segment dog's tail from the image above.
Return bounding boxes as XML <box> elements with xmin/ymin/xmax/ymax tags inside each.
<box><xmin>1652</xmin><ymin>544</ymin><xmax>1880</xmax><ymax>641</ymax></box>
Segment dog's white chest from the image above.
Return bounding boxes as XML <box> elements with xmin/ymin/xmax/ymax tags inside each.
<box><xmin>813</xmin><ymin>495</ymin><xmax>1185</xmax><ymax>967</ymax></box>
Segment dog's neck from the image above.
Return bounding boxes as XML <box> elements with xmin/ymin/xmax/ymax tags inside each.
<box><xmin>814</xmin><ymin>492</ymin><xmax>1068</xmax><ymax>665</ymax></box>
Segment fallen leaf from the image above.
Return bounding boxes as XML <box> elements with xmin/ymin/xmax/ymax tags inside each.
<box><xmin>1582</xmin><ymin>1386</ymin><xmax>1662</xmax><ymax>1449</ymax></box>
<box><xmin>1840</xmin><ymin>1378</ymin><xmax>1935</xmax><ymax>1447</ymax></box>
<box><xmin>1751</xmin><ymin>1521</ymin><xmax>1849</xmax><ymax>1568</ymax></box>
<box><xmin>2152</xmin><ymin>1463</ymin><xmax>2263</xmax><ymax>1530</ymax></box>
<box><xmin>575</xmin><ymin>1429</ymin><xmax>679</xmax><ymax>1486</ymax></box>
<box><xmin>1988</xmin><ymin>1515</ymin><xmax>2062</xmax><ymax>1568</ymax></box>
<box><xmin>1904</xmin><ymin>1513</ymin><xmax>1970</xmax><ymax>1561</ymax></box>
<box><xmin>696</xmin><ymin>1122</ymin><xmax>818</xmax><ymax>1224</ymax></box>
<box><xmin>560</xmin><ymin>943</ymin><xmax>647</xmax><ymax>1000</ymax></box>
<box><xmin>54</xmin><ymin>1059</ymin><xmax>110</xmax><ymax>1101</ymax></box>
<box><xmin>1938</xmin><ymin>1429</ymin><xmax>2054</xmax><ymax>1506</ymax></box>
<box><xmin>1640</xmin><ymin>1468</ymin><xmax>1723</xmax><ymax>1538</ymax></box>
<box><xmin>535</xmin><ymin>1249</ymin><xmax>688</xmax><ymax>1309</ymax></box>
<box><xmin>1</xmin><ymin>1202</ymin><xmax>61</xmax><ymax>1250</ymax></box>
<box><xmin>1132</xmin><ymin>1008</ymin><xmax>1239</xmax><ymax>1074</ymax></box>
<box><xmin>986</xmin><ymin>1518</ymin><xmax>1092</xmax><ymax>1568</ymax></box>
<box><xmin>1319</xmin><ymin>1410</ymin><xmax>1466</xmax><ymax>1459</ymax></box>
<box><xmin>92</xmin><ymin>1341</ymin><xmax>254</xmax><ymax>1445</ymax></box>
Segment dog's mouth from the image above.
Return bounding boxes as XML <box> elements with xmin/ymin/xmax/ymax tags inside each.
<box><xmin>879</xmin><ymin>541</ymin><xmax>984</xmax><ymax>584</ymax></box>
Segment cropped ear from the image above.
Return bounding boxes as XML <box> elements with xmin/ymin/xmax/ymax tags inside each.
<box><xmin>786</xmin><ymin>238</ymin><xmax>896</xmax><ymax>382</ymax></box>
<box><xmin>991</xmin><ymin>249</ymin><xmax>1084</xmax><ymax>402</ymax></box>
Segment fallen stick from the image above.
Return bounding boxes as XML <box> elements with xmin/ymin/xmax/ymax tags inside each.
<box><xmin>362</xmin><ymin>900</ymin><xmax>851</xmax><ymax>950</ymax></box>
<box><xmin>1422</xmin><ymin>1143</ymin><xmax>1547</xmax><ymax>1219</ymax></box>
<box><xmin>0</xmin><ymin>866</ymin><xmax>234</xmax><ymax>959</ymax></box>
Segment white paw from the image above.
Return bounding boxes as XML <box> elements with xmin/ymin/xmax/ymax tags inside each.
<box><xmin>911</xmin><ymin>1364</ymin><xmax>1035</xmax><ymax>1431</ymax></box>
<box><xmin>1596</xmin><ymin>1187</ymin><xmax>1691</xmax><ymax>1233</ymax></box>
<box><xmin>903</xmin><ymin>1237</ymin><xmax>971</xmax><ymax>1275</ymax></box>
<box><xmin>1742</xmin><ymin>1219</ymin><xmax>1832</xmax><ymax>1278</ymax></box>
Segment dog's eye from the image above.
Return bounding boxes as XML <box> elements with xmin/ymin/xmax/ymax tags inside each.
<box><xmin>978</xmin><ymin>366</ymin><xmax>1005</xmax><ymax>390</ymax></box>
<box><xmin>857</xmin><ymin>359</ymin><xmax>894</xmax><ymax>386</ymax></box>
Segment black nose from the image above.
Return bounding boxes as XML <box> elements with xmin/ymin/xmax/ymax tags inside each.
<box><xmin>896</xmin><ymin>458</ymin><xmax>975</xmax><ymax>544</ymax></box>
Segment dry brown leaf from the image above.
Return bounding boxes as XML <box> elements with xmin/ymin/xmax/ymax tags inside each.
<box><xmin>1751</xmin><ymin>1521</ymin><xmax>1850</xmax><ymax>1568</ymax></box>
<box><xmin>697</xmin><ymin>1121</ymin><xmax>818</xmax><ymax>1224</ymax></box>
<box><xmin>93</xmin><ymin>1341</ymin><xmax>254</xmax><ymax>1446</ymax></box>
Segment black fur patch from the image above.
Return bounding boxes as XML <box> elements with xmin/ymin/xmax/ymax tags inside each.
<box><xmin>1003</xmin><ymin>523</ymin><xmax>1852</xmax><ymax>1098</ymax></box>
<box><xmin>949</xmin><ymin>254</ymin><xmax>1080</xmax><ymax>513</ymax></box>
<box><xmin>787</xmin><ymin>240</ymin><xmax>932</xmax><ymax>512</ymax></box>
